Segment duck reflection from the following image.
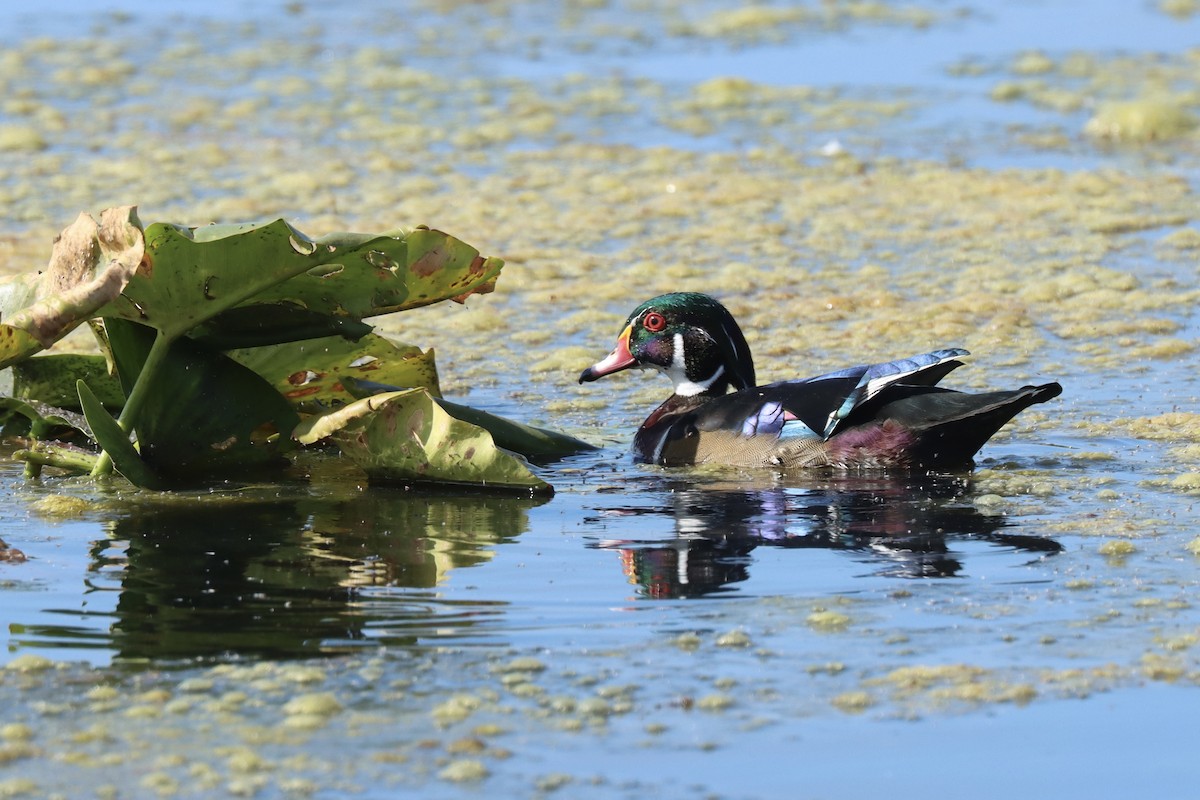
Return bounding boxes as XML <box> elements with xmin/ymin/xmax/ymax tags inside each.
<box><xmin>79</xmin><ymin>487</ymin><xmax>544</xmax><ymax>661</ymax></box>
<box><xmin>589</xmin><ymin>475</ymin><xmax>1062</xmax><ymax>598</ymax></box>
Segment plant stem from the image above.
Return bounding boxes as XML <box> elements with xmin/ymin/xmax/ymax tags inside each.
<box><xmin>17</xmin><ymin>445</ymin><xmax>99</xmax><ymax>474</ymax></box>
<box><xmin>90</xmin><ymin>330</ymin><xmax>174</xmax><ymax>477</ymax></box>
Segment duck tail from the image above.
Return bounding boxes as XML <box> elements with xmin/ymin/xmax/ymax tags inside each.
<box><xmin>883</xmin><ymin>382</ymin><xmax>1063</xmax><ymax>469</ymax></box>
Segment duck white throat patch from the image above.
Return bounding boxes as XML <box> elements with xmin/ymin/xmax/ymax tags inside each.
<box><xmin>666</xmin><ymin>333</ymin><xmax>725</xmax><ymax>396</ymax></box>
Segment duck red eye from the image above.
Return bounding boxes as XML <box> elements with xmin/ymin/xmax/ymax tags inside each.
<box><xmin>643</xmin><ymin>312</ymin><xmax>666</xmax><ymax>332</ymax></box>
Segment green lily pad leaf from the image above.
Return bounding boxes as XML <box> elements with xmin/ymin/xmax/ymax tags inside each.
<box><xmin>293</xmin><ymin>388</ymin><xmax>552</xmax><ymax>494</ymax></box>
<box><xmin>229</xmin><ymin>333</ymin><xmax>440</xmax><ymax>414</ymax></box>
<box><xmin>339</xmin><ymin>376</ymin><xmax>596</xmax><ymax>461</ymax></box>
<box><xmin>77</xmin><ymin>379</ymin><xmax>162</xmax><ymax>489</ymax></box>
<box><xmin>305</xmin><ymin>226</ymin><xmax>503</xmax><ymax>316</ymax></box>
<box><xmin>105</xmin><ymin>318</ymin><xmax>299</xmax><ymax>479</ymax></box>
<box><xmin>13</xmin><ymin>353</ymin><xmax>124</xmax><ymax>412</ymax></box>
<box><xmin>99</xmin><ymin>219</ymin><xmax>337</xmax><ymax>343</ymax></box>
<box><xmin>188</xmin><ymin>305</ymin><xmax>374</xmax><ymax>350</ymax></box>
<box><xmin>434</xmin><ymin>398</ymin><xmax>598</xmax><ymax>462</ymax></box>
<box><xmin>100</xmin><ymin>221</ymin><xmax>502</xmax><ymax>348</ymax></box>
<box><xmin>0</xmin><ymin>207</ymin><xmax>144</xmax><ymax>368</ymax></box>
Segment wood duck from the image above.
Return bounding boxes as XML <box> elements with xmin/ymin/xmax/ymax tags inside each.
<box><xmin>579</xmin><ymin>292</ymin><xmax>1062</xmax><ymax>471</ymax></box>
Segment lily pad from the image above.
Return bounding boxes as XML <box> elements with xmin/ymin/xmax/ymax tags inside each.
<box><xmin>229</xmin><ymin>333</ymin><xmax>441</xmax><ymax>414</ymax></box>
<box><xmin>0</xmin><ymin>396</ymin><xmax>89</xmax><ymax>440</ymax></box>
<box><xmin>189</xmin><ymin>305</ymin><xmax>374</xmax><ymax>350</ymax></box>
<box><xmin>294</xmin><ymin>388</ymin><xmax>552</xmax><ymax>494</ymax></box>
<box><xmin>278</xmin><ymin>226</ymin><xmax>502</xmax><ymax>317</ymax></box>
<box><xmin>99</xmin><ymin>221</ymin><xmax>503</xmax><ymax>348</ymax></box>
<box><xmin>99</xmin><ymin>218</ymin><xmax>342</xmax><ymax>343</ymax></box>
<box><xmin>341</xmin><ymin>376</ymin><xmax>596</xmax><ymax>462</ymax></box>
<box><xmin>102</xmin><ymin>318</ymin><xmax>299</xmax><ymax>481</ymax></box>
<box><xmin>12</xmin><ymin>353</ymin><xmax>124</xmax><ymax>412</ymax></box>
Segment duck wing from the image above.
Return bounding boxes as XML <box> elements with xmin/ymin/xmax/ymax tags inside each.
<box><xmin>696</xmin><ymin>348</ymin><xmax>970</xmax><ymax>442</ymax></box>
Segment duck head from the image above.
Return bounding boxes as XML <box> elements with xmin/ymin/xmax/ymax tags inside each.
<box><xmin>579</xmin><ymin>292</ymin><xmax>756</xmax><ymax>397</ymax></box>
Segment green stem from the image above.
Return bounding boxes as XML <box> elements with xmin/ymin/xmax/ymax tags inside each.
<box><xmin>90</xmin><ymin>330</ymin><xmax>174</xmax><ymax>477</ymax></box>
<box><xmin>16</xmin><ymin>445</ymin><xmax>98</xmax><ymax>474</ymax></box>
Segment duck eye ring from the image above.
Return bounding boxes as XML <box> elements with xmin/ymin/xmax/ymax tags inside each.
<box><xmin>643</xmin><ymin>312</ymin><xmax>666</xmax><ymax>332</ymax></box>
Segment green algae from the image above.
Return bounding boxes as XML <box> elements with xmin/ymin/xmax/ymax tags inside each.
<box><xmin>4</xmin><ymin>656</ymin><xmax>53</xmax><ymax>674</ymax></box>
<box><xmin>806</xmin><ymin>610</ymin><xmax>853</xmax><ymax>631</ymax></box>
<box><xmin>1098</xmin><ymin>540</ymin><xmax>1139</xmax><ymax>555</ymax></box>
<box><xmin>830</xmin><ymin>691</ymin><xmax>875</xmax><ymax>714</ymax></box>
<box><xmin>715</xmin><ymin>629</ymin><xmax>752</xmax><ymax>648</ymax></box>
<box><xmin>1085</xmin><ymin>99</ymin><xmax>1198</xmax><ymax>142</ymax></box>
<box><xmin>0</xmin><ymin>126</ymin><xmax>46</xmax><ymax>153</ymax></box>
<box><xmin>695</xmin><ymin>693</ymin><xmax>735</xmax><ymax>712</ymax></box>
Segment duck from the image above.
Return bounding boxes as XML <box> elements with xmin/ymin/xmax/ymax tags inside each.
<box><xmin>579</xmin><ymin>292</ymin><xmax>1062</xmax><ymax>471</ymax></box>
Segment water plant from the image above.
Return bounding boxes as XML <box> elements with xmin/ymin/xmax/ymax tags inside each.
<box><xmin>0</xmin><ymin>207</ymin><xmax>590</xmax><ymax>493</ymax></box>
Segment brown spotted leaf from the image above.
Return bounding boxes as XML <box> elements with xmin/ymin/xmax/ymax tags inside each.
<box><xmin>0</xmin><ymin>207</ymin><xmax>144</xmax><ymax>368</ymax></box>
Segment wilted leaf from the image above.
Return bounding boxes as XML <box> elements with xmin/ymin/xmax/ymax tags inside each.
<box><xmin>294</xmin><ymin>388</ymin><xmax>551</xmax><ymax>494</ymax></box>
<box><xmin>0</xmin><ymin>207</ymin><xmax>144</xmax><ymax>368</ymax></box>
<box><xmin>229</xmin><ymin>333</ymin><xmax>440</xmax><ymax>414</ymax></box>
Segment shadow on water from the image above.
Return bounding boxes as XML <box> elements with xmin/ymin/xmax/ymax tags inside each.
<box><xmin>14</xmin><ymin>487</ymin><xmax>546</xmax><ymax>663</ymax></box>
<box><xmin>586</xmin><ymin>473</ymin><xmax>1063</xmax><ymax>598</ymax></box>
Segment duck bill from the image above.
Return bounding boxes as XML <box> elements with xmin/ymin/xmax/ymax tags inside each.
<box><xmin>579</xmin><ymin>324</ymin><xmax>636</xmax><ymax>383</ymax></box>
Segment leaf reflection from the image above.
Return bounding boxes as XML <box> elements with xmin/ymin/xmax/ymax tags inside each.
<box><xmin>51</xmin><ymin>488</ymin><xmax>544</xmax><ymax>662</ymax></box>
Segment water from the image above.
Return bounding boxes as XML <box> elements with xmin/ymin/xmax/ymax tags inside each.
<box><xmin>3</xmin><ymin>1</ymin><xmax>1200</xmax><ymax>798</ymax></box>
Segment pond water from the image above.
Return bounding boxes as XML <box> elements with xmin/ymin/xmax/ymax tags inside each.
<box><xmin>3</xmin><ymin>0</ymin><xmax>1200</xmax><ymax>798</ymax></box>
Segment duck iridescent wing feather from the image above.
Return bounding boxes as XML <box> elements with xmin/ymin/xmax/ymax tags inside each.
<box><xmin>700</xmin><ymin>348</ymin><xmax>969</xmax><ymax>444</ymax></box>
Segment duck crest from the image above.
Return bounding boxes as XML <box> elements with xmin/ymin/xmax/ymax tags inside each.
<box><xmin>580</xmin><ymin>292</ymin><xmax>1062</xmax><ymax>471</ymax></box>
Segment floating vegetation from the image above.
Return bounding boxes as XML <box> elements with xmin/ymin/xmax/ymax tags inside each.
<box><xmin>1084</xmin><ymin>98</ymin><xmax>1198</xmax><ymax>142</ymax></box>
